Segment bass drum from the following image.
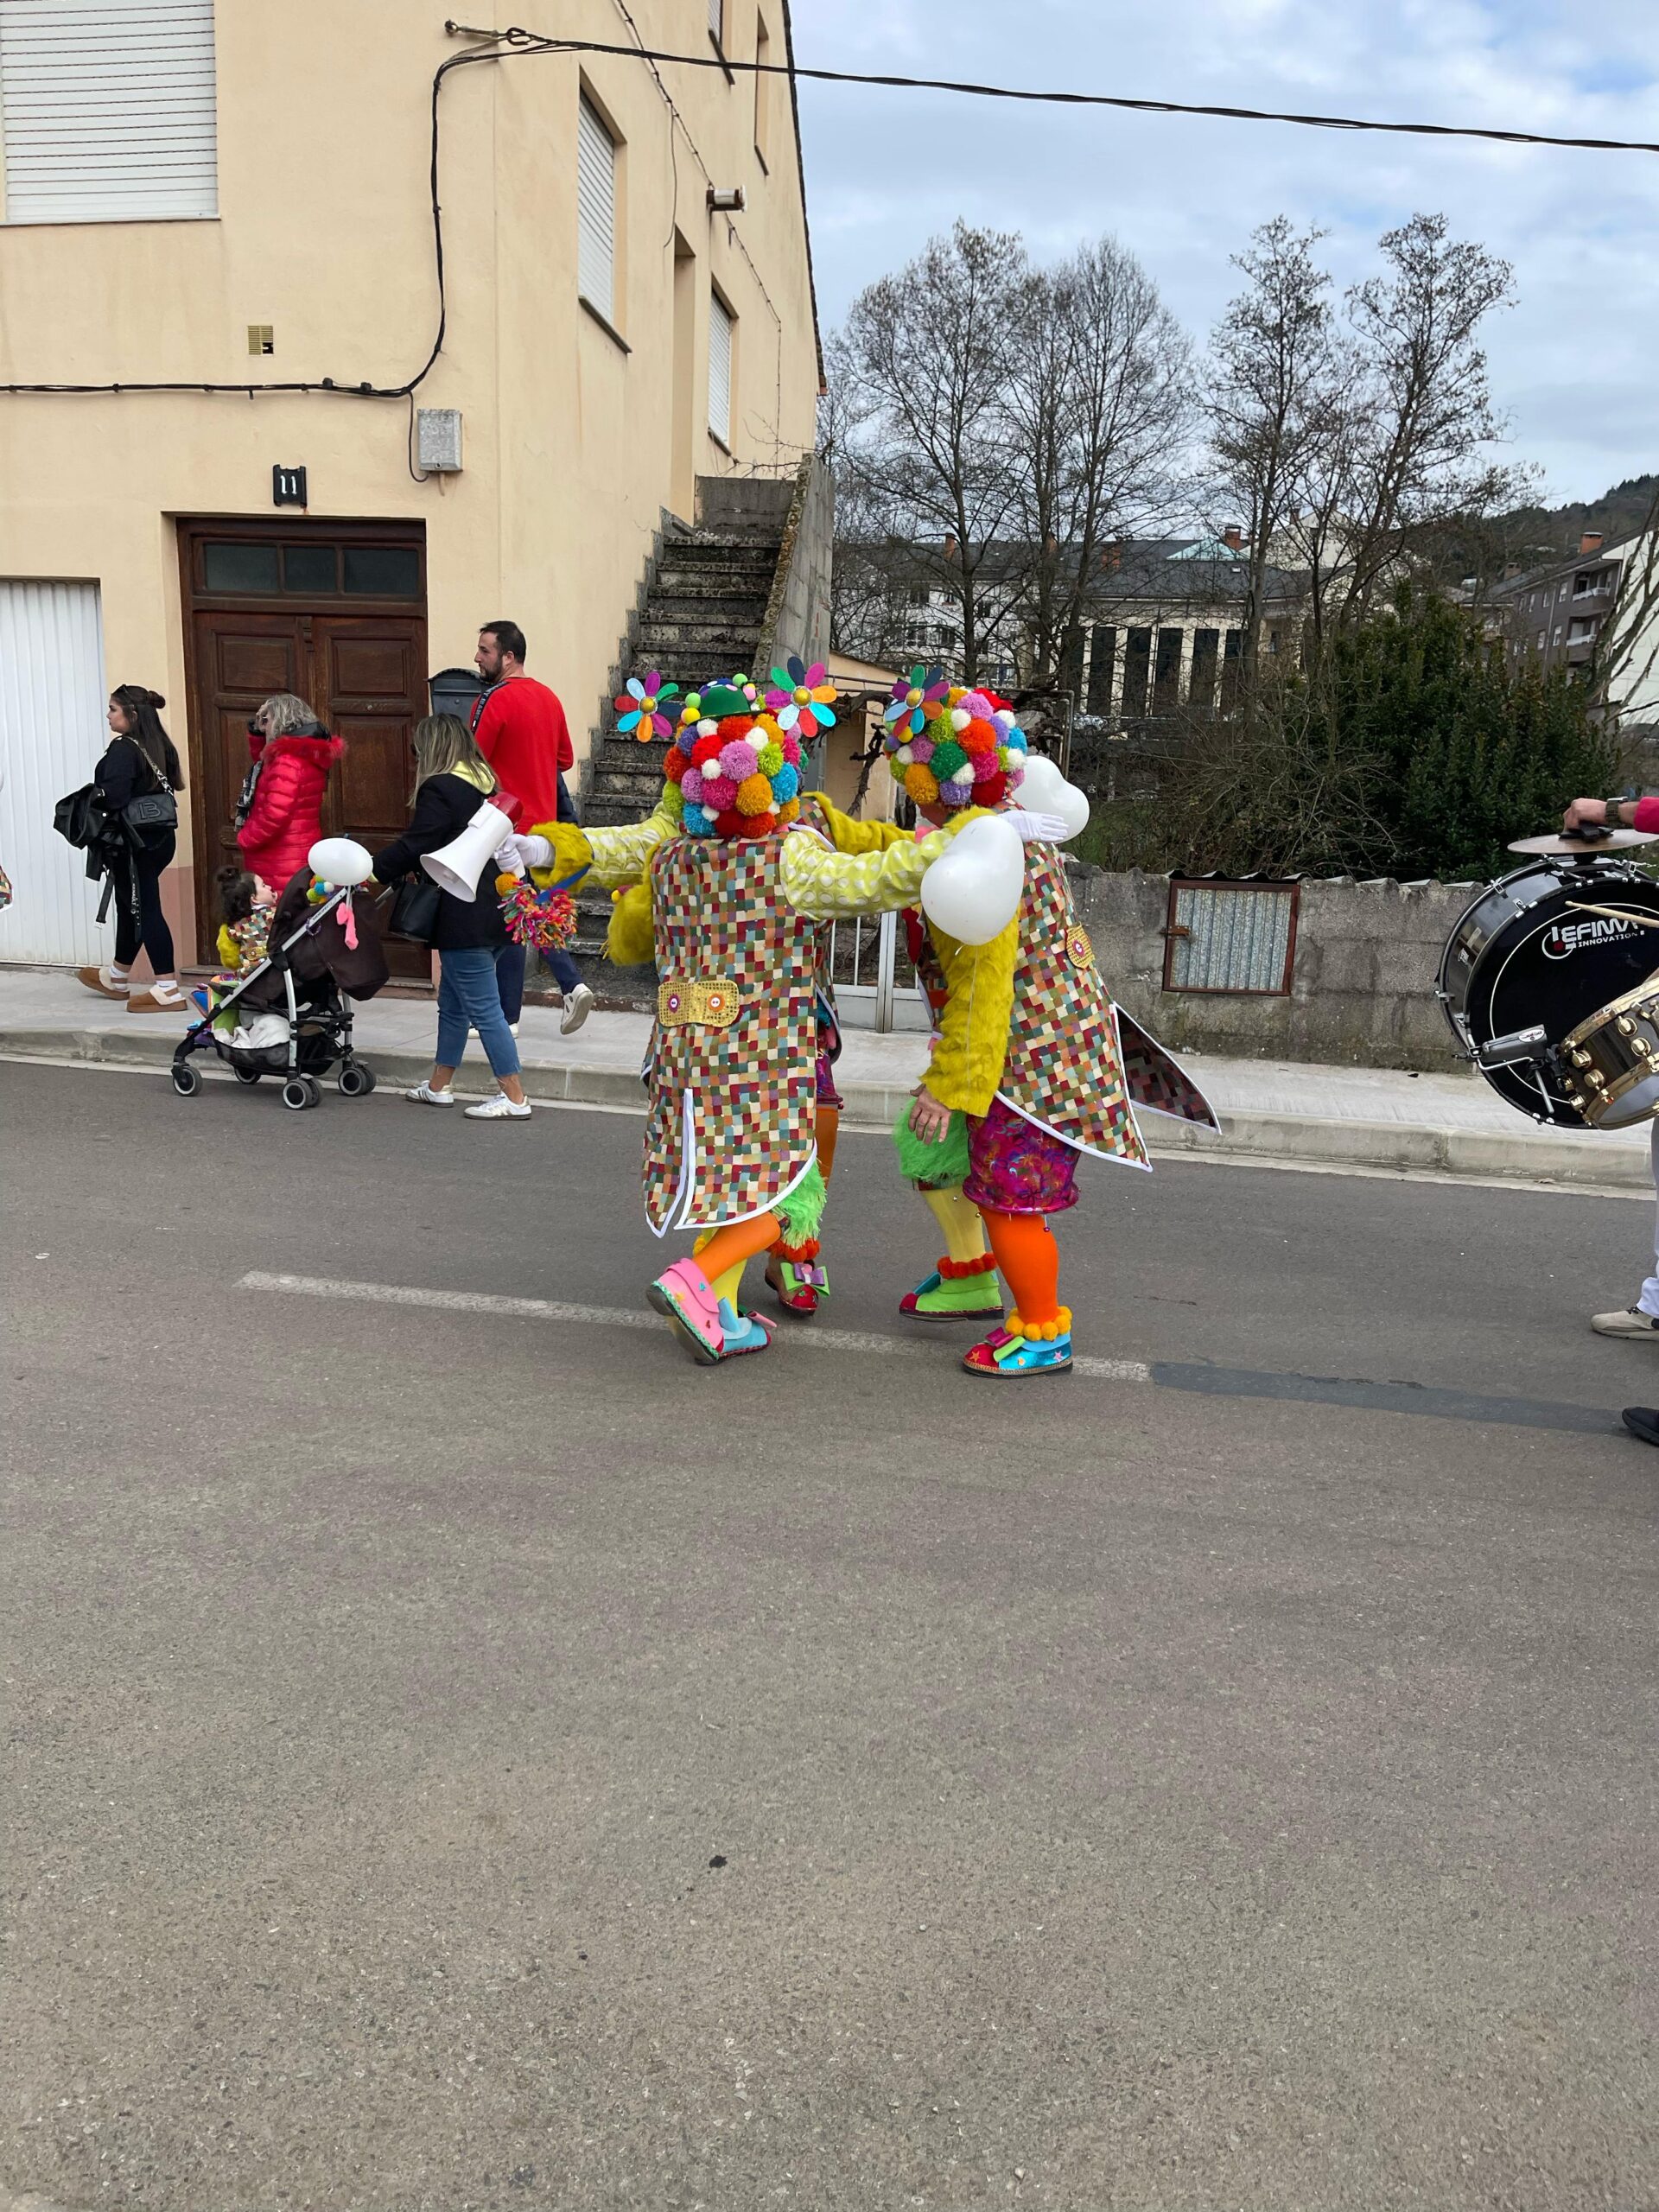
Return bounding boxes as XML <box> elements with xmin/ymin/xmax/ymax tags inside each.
<box><xmin>1438</xmin><ymin>856</ymin><xmax>1659</xmax><ymax>1127</ymax></box>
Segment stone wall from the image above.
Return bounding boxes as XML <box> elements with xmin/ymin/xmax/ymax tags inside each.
<box><xmin>1073</xmin><ymin>867</ymin><xmax>1479</xmax><ymax>1071</ymax></box>
<box><xmin>755</xmin><ymin>451</ymin><xmax>835</xmax><ymax>676</ymax></box>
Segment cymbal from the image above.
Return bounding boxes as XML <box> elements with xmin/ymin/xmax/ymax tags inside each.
<box><xmin>1508</xmin><ymin>829</ymin><xmax>1659</xmax><ymax>855</ymax></box>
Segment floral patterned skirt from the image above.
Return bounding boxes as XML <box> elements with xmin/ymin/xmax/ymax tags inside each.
<box><xmin>815</xmin><ymin>1051</ymin><xmax>843</xmax><ymax>1109</ymax></box>
<box><xmin>962</xmin><ymin>1096</ymin><xmax>1081</xmax><ymax>1217</ymax></box>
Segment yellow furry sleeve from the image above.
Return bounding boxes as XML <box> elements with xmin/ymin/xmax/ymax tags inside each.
<box><xmin>921</xmin><ymin>918</ymin><xmax>1019</xmax><ymax>1116</ymax></box>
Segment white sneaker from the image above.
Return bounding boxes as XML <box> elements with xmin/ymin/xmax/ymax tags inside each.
<box><xmin>508</xmin><ymin>1020</ymin><xmax>521</xmax><ymax>1038</ymax></box>
<box><xmin>405</xmin><ymin>1080</ymin><xmax>454</xmax><ymax>1107</ymax></box>
<box><xmin>560</xmin><ymin>982</ymin><xmax>595</xmax><ymax>1036</ymax></box>
<box><xmin>465</xmin><ymin>1091</ymin><xmax>532</xmax><ymax>1120</ymax></box>
<box><xmin>1592</xmin><ymin>1306</ymin><xmax>1659</xmax><ymax>1338</ymax></box>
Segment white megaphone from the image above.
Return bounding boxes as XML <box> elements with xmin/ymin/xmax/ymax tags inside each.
<box><xmin>421</xmin><ymin>799</ymin><xmax>515</xmax><ymax>899</ymax></box>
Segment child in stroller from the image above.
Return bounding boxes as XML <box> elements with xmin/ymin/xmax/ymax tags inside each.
<box><xmin>171</xmin><ymin>852</ymin><xmax>389</xmax><ymax>1109</ymax></box>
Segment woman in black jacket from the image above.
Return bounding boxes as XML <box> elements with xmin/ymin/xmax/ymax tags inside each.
<box><xmin>76</xmin><ymin>685</ymin><xmax>187</xmax><ymax>1014</ymax></box>
<box><xmin>373</xmin><ymin>714</ymin><xmax>531</xmax><ymax>1122</ymax></box>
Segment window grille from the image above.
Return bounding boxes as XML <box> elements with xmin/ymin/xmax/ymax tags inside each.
<box><xmin>576</xmin><ymin>93</ymin><xmax>616</xmax><ymax>322</ymax></box>
<box><xmin>0</xmin><ymin>0</ymin><xmax>218</xmax><ymax>223</ymax></box>
<box><xmin>1163</xmin><ymin>880</ymin><xmax>1298</xmax><ymax>995</ymax></box>
<box><xmin>708</xmin><ymin>290</ymin><xmax>733</xmax><ymax>444</ymax></box>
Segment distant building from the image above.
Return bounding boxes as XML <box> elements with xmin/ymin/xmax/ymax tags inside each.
<box><xmin>1077</xmin><ymin>535</ymin><xmax>1306</xmax><ymax>721</ymax></box>
<box><xmin>1491</xmin><ymin>531</ymin><xmax>1627</xmax><ymax>683</ymax></box>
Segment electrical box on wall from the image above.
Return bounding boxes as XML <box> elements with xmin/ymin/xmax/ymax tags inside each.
<box><xmin>416</xmin><ymin>409</ymin><xmax>464</xmax><ymax>473</ymax></box>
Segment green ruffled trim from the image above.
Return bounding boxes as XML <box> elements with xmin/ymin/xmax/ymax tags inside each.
<box><xmin>774</xmin><ymin>1162</ymin><xmax>827</xmax><ymax>1244</ymax></box>
<box><xmin>892</xmin><ymin>1098</ymin><xmax>971</xmax><ymax>1185</ymax></box>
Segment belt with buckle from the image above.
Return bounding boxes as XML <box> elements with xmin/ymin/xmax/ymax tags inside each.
<box><xmin>658</xmin><ymin>979</ymin><xmax>744</xmax><ymax>1028</ymax></box>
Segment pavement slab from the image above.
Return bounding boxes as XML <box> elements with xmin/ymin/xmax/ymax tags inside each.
<box><xmin>2</xmin><ymin>962</ymin><xmax>1655</xmax><ymax>1190</ymax></box>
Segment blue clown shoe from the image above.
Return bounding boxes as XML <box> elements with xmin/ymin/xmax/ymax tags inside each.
<box><xmin>716</xmin><ymin>1299</ymin><xmax>774</xmax><ymax>1359</ymax></box>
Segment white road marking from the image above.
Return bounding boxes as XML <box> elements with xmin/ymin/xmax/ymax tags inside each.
<box><xmin>238</xmin><ymin>1271</ymin><xmax>1153</xmax><ymax>1382</ymax></box>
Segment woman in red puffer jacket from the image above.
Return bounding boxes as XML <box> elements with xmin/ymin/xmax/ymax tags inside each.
<box><xmin>237</xmin><ymin>694</ymin><xmax>345</xmax><ymax>890</ymax></box>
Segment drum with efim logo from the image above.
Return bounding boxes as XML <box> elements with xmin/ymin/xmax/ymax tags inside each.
<box><xmin>1438</xmin><ymin>855</ymin><xmax>1659</xmax><ymax>1127</ymax></box>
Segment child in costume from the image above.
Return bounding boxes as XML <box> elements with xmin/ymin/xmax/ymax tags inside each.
<box><xmin>882</xmin><ymin>664</ymin><xmax>1219</xmax><ymax>1380</ymax></box>
<box><xmin>525</xmin><ymin>671</ymin><xmax>1056</xmax><ymax>1366</ymax></box>
<box><xmin>191</xmin><ymin>865</ymin><xmax>276</xmax><ymax>1028</ymax></box>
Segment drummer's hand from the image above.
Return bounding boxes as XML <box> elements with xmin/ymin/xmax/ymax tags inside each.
<box><xmin>1564</xmin><ymin>798</ymin><xmax>1609</xmax><ymax>830</ymax></box>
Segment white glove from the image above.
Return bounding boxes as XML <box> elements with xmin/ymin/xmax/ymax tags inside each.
<box><xmin>513</xmin><ymin>833</ymin><xmax>554</xmax><ymax>868</ymax></box>
<box><xmin>1002</xmin><ymin>809</ymin><xmax>1070</xmax><ymax>844</ymax></box>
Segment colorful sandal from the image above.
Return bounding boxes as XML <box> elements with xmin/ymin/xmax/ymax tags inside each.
<box><xmin>901</xmin><ymin>1253</ymin><xmax>1003</xmax><ymax>1323</ymax></box>
<box><xmin>963</xmin><ymin>1312</ymin><xmax>1074</xmax><ymax>1379</ymax></box>
<box><xmin>766</xmin><ymin>1238</ymin><xmax>829</xmax><ymax>1318</ymax></box>
<box><xmin>647</xmin><ymin>1256</ymin><xmax>725</xmax><ymax>1364</ymax></box>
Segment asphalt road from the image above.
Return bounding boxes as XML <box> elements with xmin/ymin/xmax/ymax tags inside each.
<box><xmin>3</xmin><ymin>1059</ymin><xmax>1656</xmax><ymax>2212</ymax></box>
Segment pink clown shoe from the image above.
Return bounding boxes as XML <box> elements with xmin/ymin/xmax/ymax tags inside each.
<box><xmin>647</xmin><ymin>1255</ymin><xmax>726</xmax><ymax>1363</ymax></box>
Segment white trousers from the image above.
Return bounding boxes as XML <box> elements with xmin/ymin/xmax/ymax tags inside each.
<box><xmin>1643</xmin><ymin>1120</ymin><xmax>1659</xmax><ymax>1317</ymax></box>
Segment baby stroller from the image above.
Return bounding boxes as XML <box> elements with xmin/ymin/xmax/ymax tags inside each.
<box><xmin>170</xmin><ymin>867</ymin><xmax>389</xmax><ymax>1110</ymax></box>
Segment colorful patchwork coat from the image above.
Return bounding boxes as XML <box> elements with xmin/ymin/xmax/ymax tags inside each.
<box><xmin>916</xmin><ymin>841</ymin><xmax>1218</xmax><ymax>1167</ymax></box>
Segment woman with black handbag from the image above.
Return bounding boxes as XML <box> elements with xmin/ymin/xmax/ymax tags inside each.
<box><xmin>371</xmin><ymin>714</ymin><xmax>531</xmax><ymax>1121</ymax></box>
<box><xmin>75</xmin><ymin>685</ymin><xmax>187</xmax><ymax>1014</ymax></box>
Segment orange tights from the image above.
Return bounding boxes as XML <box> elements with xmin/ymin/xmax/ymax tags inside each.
<box><xmin>816</xmin><ymin>1103</ymin><xmax>839</xmax><ymax>1182</ymax></box>
<box><xmin>694</xmin><ymin>1103</ymin><xmax>836</xmax><ymax>1303</ymax></box>
<box><xmin>982</xmin><ymin>1206</ymin><xmax>1064</xmax><ymax>1329</ymax></box>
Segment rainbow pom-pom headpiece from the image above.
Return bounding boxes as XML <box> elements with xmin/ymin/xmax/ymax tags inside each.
<box><xmin>880</xmin><ymin>665</ymin><xmax>1028</xmax><ymax>811</ymax></box>
<box><xmin>651</xmin><ymin>661</ymin><xmax>837</xmax><ymax>840</ymax></box>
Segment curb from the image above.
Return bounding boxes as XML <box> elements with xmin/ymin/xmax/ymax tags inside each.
<box><xmin>3</xmin><ymin>1024</ymin><xmax>1651</xmax><ymax>1191</ymax></box>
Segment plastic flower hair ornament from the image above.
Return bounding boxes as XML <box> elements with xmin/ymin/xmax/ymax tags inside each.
<box><xmin>882</xmin><ymin>672</ymin><xmax>1028</xmax><ymax>813</ymax></box>
<box><xmin>883</xmin><ymin>663</ymin><xmax>950</xmax><ymax>739</ymax></box>
<box><xmin>645</xmin><ymin>669</ymin><xmax>835</xmax><ymax>840</ymax></box>
<box><xmin>613</xmin><ymin>671</ymin><xmax>681</xmax><ymax>741</ymax></box>
<box><xmin>766</xmin><ymin>656</ymin><xmax>837</xmax><ymax>735</ymax></box>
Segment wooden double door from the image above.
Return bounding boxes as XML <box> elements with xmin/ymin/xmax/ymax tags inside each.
<box><xmin>180</xmin><ymin>518</ymin><xmax>429</xmax><ymax>976</ymax></box>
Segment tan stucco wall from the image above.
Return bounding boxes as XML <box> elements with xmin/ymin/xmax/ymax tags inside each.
<box><xmin>0</xmin><ymin>0</ymin><xmax>821</xmax><ymax>900</ymax></box>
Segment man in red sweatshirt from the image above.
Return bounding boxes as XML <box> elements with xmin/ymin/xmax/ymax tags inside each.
<box><xmin>472</xmin><ymin>619</ymin><xmax>594</xmax><ymax>1036</ymax></box>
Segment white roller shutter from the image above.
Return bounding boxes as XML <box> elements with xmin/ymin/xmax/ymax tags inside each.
<box><xmin>0</xmin><ymin>0</ymin><xmax>218</xmax><ymax>225</ymax></box>
<box><xmin>576</xmin><ymin>92</ymin><xmax>615</xmax><ymax>321</ymax></box>
<box><xmin>707</xmin><ymin>0</ymin><xmax>721</xmax><ymax>40</ymax></box>
<box><xmin>708</xmin><ymin>291</ymin><xmax>732</xmax><ymax>446</ymax></box>
<box><xmin>0</xmin><ymin>580</ymin><xmax>109</xmax><ymax>966</ymax></box>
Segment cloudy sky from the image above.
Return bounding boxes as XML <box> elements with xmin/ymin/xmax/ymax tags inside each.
<box><xmin>791</xmin><ymin>0</ymin><xmax>1659</xmax><ymax>505</ymax></box>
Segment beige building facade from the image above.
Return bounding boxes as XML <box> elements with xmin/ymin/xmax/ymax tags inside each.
<box><xmin>0</xmin><ymin>0</ymin><xmax>821</xmax><ymax>967</ymax></box>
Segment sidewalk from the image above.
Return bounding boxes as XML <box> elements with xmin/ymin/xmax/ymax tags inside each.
<box><xmin>2</xmin><ymin>963</ymin><xmax>1652</xmax><ymax>1192</ymax></box>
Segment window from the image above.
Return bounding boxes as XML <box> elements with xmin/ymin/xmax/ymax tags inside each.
<box><xmin>198</xmin><ymin>537</ymin><xmax>421</xmax><ymax>600</ymax></box>
<box><xmin>1536</xmin><ymin>629</ymin><xmax>1547</xmax><ymax>650</ymax></box>
<box><xmin>1086</xmin><ymin>626</ymin><xmax>1116</xmax><ymax>714</ymax></box>
<box><xmin>708</xmin><ymin>289</ymin><xmax>733</xmax><ymax>446</ymax></box>
<box><xmin>0</xmin><ymin>0</ymin><xmax>218</xmax><ymax>223</ymax></box>
<box><xmin>1164</xmin><ymin>880</ymin><xmax>1299</xmax><ymax>996</ymax></box>
<box><xmin>907</xmin><ymin>586</ymin><xmax>931</xmax><ymax>608</ymax></box>
<box><xmin>708</xmin><ymin>0</ymin><xmax>722</xmax><ymax>41</ymax></box>
<box><xmin>753</xmin><ymin>12</ymin><xmax>771</xmax><ymax>163</ymax></box>
<box><xmin>576</xmin><ymin>92</ymin><xmax>617</xmax><ymax>323</ymax></box>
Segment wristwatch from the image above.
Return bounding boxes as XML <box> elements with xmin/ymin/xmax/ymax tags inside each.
<box><xmin>1605</xmin><ymin>795</ymin><xmax>1632</xmax><ymax>825</ymax></box>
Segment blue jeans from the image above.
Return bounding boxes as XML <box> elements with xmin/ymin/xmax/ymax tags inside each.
<box><xmin>436</xmin><ymin>944</ymin><xmax>522</xmax><ymax>1078</ymax></box>
<box><xmin>497</xmin><ymin>938</ymin><xmax>581</xmax><ymax>1021</ymax></box>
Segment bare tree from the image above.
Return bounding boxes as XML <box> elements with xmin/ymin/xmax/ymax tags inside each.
<box><xmin>1011</xmin><ymin>238</ymin><xmax>1195</xmax><ymax>686</ymax></box>
<box><xmin>830</xmin><ymin>222</ymin><xmax>1031</xmax><ymax>682</ymax></box>
<box><xmin>1207</xmin><ymin>219</ymin><xmax>1338</xmax><ymax>685</ymax></box>
<box><xmin>1337</xmin><ymin>213</ymin><xmax>1528</xmax><ymax>620</ymax></box>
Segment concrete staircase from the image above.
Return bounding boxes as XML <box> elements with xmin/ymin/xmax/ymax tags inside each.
<box><xmin>570</xmin><ymin>512</ymin><xmax>785</xmax><ymax>1001</ymax></box>
<box><xmin>583</xmin><ymin>524</ymin><xmax>782</xmax><ymax>828</ymax></box>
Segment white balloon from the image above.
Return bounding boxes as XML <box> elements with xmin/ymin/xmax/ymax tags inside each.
<box><xmin>919</xmin><ymin>812</ymin><xmax>1027</xmax><ymax>945</ymax></box>
<box><xmin>307</xmin><ymin>836</ymin><xmax>374</xmax><ymax>887</ymax></box>
<box><xmin>1015</xmin><ymin>752</ymin><xmax>1091</xmax><ymax>841</ymax></box>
